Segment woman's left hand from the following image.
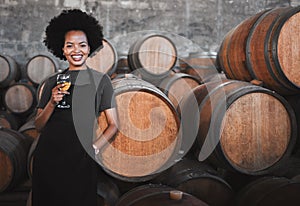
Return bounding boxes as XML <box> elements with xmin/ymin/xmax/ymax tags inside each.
<box><xmin>93</xmin><ymin>144</ymin><xmax>100</xmax><ymax>155</ymax></box>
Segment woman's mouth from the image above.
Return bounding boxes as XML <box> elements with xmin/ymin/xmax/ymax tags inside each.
<box><xmin>71</xmin><ymin>55</ymin><xmax>83</xmax><ymax>61</ymax></box>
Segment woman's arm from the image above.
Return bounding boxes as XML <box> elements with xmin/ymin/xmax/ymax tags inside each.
<box><xmin>93</xmin><ymin>107</ymin><xmax>119</xmax><ymax>152</ymax></box>
<box><xmin>35</xmin><ymin>84</ymin><xmax>68</xmax><ymax>132</ymax></box>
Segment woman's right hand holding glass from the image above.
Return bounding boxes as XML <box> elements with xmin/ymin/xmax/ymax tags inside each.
<box><xmin>50</xmin><ymin>84</ymin><xmax>70</xmax><ymax>106</ymax></box>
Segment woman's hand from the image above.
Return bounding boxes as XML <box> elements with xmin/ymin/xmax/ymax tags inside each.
<box><xmin>93</xmin><ymin>144</ymin><xmax>100</xmax><ymax>155</ymax></box>
<box><xmin>93</xmin><ymin>108</ymin><xmax>119</xmax><ymax>154</ymax></box>
<box><xmin>51</xmin><ymin>84</ymin><xmax>70</xmax><ymax>105</ymax></box>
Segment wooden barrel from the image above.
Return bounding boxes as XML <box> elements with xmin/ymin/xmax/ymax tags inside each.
<box><xmin>26</xmin><ymin>137</ymin><xmax>38</xmax><ymax>180</ymax></box>
<box><xmin>96</xmin><ymin>77</ymin><xmax>182</xmax><ymax>182</ymax></box>
<box><xmin>0</xmin><ymin>127</ymin><xmax>32</xmax><ymax>192</ymax></box>
<box><xmin>127</xmin><ymin>34</ymin><xmax>177</xmax><ymax>83</ymax></box>
<box><xmin>36</xmin><ymin>72</ymin><xmax>59</xmax><ymax>102</ymax></box>
<box><xmin>97</xmin><ymin>169</ymin><xmax>120</xmax><ymax>206</ymax></box>
<box><xmin>4</xmin><ymin>83</ymin><xmax>36</xmax><ymax>116</ymax></box>
<box><xmin>116</xmin><ymin>56</ymin><xmax>131</xmax><ymax>73</ymax></box>
<box><xmin>0</xmin><ymin>88</ymin><xmax>4</xmax><ymax>109</ymax></box>
<box><xmin>235</xmin><ymin>176</ymin><xmax>300</xmax><ymax>206</ymax></box>
<box><xmin>155</xmin><ymin>158</ymin><xmax>234</xmax><ymax>206</ymax></box>
<box><xmin>158</xmin><ymin>73</ymin><xmax>201</xmax><ymax>109</ymax></box>
<box><xmin>180</xmin><ymin>52</ymin><xmax>221</xmax><ymax>75</ymax></box>
<box><xmin>18</xmin><ymin>117</ymin><xmax>39</xmax><ymax>140</ymax></box>
<box><xmin>218</xmin><ymin>7</ymin><xmax>300</xmax><ymax>95</ymax></box>
<box><xmin>179</xmin><ymin>80</ymin><xmax>297</xmax><ymax>175</ymax></box>
<box><xmin>292</xmin><ymin>174</ymin><xmax>300</xmax><ymax>181</ymax></box>
<box><xmin>0</xmin><ymin>191</ymin><xmax>30</xmax><ymax>206</ymax></box>
<box><xmin>198</xmin><ymin>73</ymin><xmax>228</xmax><ymax>84</ymax></box>
<box><xmin>25</xmin><ymin>54</ymin><xmax>58</xmax><ymax>86</ymax></box>
<box><xmin>180</xmin><ymin>52</ymin><xmax>218</xmax><ymax>68</ymax></box>
<box><xmin>36</xmin><ymin>80</ymin><xmax>46</xmax><ymax>102</ymax></box>
<box><xmin>110</xmin><ymin>57</ymin><xmax>132</xmax><ymax>79</ymax></box>
<box><xmin>0</xmin><ymin>55</ymin><xmax>20</xmax><ymax>88</ymax></box>
<box><xmin>283</xmin><ymin>156</ymin><xmax>300</xmax><ymax>178</ymax></box>
<box><xmin>0</xmin><ymin>110</ymin><xmax>21</xmax><ymax>130</ymax></box>
<box><xmin>86</xmin><ymin>38</ymin><xmax>118</xmax><ymax>77</ymax></box>
<box><xmin>284</xmin><ymin>94</ymin><xmax>300</xmax><ymax>151</ymax></box>
<box><xmin>183</xmin><ymin>68</ymin><xmax>224</xmax><ymax>84</ymax></box>
<box><xmin>217</xmin><ymin>9</ymin><xmax>269</xmax><ymax>82</ymax></box>
<box><xmin>115</xmin><ymin>184</ymin><xmax>209</xmax><ymax>206</ymax></box>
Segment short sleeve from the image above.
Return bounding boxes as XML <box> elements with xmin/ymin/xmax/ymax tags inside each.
<box><xmin>37</xmin><ymin>76</ymin><xmax>56</xmax><ymax>109</ymax></box>
<box><xmin>96</xmin><ymin>74</ymin><xmax>116</xmax><ymax>114</ymax></box>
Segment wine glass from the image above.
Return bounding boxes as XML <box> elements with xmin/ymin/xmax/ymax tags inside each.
<box><xmin>56</xmin><ymin>74</ymin><xmax>71</xmax><ymax>108</ymax></box>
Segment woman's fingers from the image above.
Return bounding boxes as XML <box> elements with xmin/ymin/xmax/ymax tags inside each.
<box><xmin>51</xmin><ymin>84</ymin><xmax>69</xmax><ymax>104</ymax></box>
<box><xmin>57</xmin><ymin>83</ymin><xmax>70</xmax><ymax>94</ymax></box>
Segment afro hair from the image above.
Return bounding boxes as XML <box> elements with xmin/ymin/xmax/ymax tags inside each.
<box><xmin>43</xmin><ymin>9</ymin><xmax>104</xmax><ymax>60</ymax></box>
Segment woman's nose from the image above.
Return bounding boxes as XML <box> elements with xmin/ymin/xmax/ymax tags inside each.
<box><xmin>74</xmin><ymin>45</ymin><xmax>80</xmax><ymax>52</ymax></box>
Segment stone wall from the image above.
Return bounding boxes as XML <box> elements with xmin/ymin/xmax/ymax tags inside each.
<box><xmin>0</xmin><ymin>0</ymin><xmax>298</xmax><ymax>74</ymax></box>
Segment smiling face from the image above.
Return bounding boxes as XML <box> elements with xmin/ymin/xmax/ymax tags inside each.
<box><xmin>62</xmin><ymin>30</ymin><xmax>90</xmax><ymax>70</ymax></box>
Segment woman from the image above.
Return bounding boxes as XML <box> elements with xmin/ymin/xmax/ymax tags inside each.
<box><xmin>32</xmin><ymin>9</ymin><xmax>118</xmax><ymax>206</ymax></box>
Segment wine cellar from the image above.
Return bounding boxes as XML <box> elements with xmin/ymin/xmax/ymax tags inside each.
<box><xmin>1</xmin><ymin>0</ymin><xmax>300</xmax><ymax>206</ymax></box>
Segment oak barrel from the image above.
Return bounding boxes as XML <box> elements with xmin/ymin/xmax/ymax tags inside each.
<box><xmin>0</xmin><ymin>111</ymin><xmax>21</xmax><ymax>130</ymax></box>
<box><xmin>96</xmin><ymin>77</ymin><xmax>183</xmax><ymax>182</ymax></box>
<box><xmin>18</xmin><ymin>117</ymin><xmax>39</xmax><ymax>140</ymax></box>
<box><xmin>0</xmin><ymin>128</ymin><xmax>31</xmax><ymax>192</ymax></box>
<box><xmin>218</xmin><ymin>7</ymin><xmax>300</xmax><ymax>95</ymax></box>
<box><xmin>115</xmin><ymin>184</ymin><xmax>208</xmax><ymax>206</ymax></box>
<box><xmin>0</xmin><ymin>55</ymin><xmax>20</xmax><ymax>88</ymax></box>
<box><xmin>180</xmin><ymin>52</ymin><xmax>222</xmax><ymax>81</ymax></box>
<box><xmin>110</xmin><ymin>57</ymin><xmax>132</xmax><ymax>79</ymax></box>
<box><xmin>292</xmin><ymin>174</ymin><xmax>300</xmax><ymax>181</ymax></box>
<box><xmin>155</xmin><ymin>158</ymin><xmax>234</xmax><ymax>206</ymax></box>
<box><xmin>25</xmin><ymin>54</ymin><xmax>58</xmax><ymax>86</ymax></box>
<box><xmin>86</xmin><ymin>38</ymin><xmax>118</xmax><ymax>77</ymax></box>
<box><xmin>97</xmin><ymin>169</ymin><xmax>120</xmax><ymax>206</ymax></box>
<box><xmin>26</xmin><ymin>137</ymin><xmax>38</xmax><ymax>180</ymax></box>
<box><xmin>4</xmin><ymin>83</ymin><xmax>36</xmax><ymax>116</ymax></box>
<box><xmin>179</xmin><ymin>80</ymin><xmax>297</xmax><ymax>175</ymax></box>
<box><xmin>217</xmin><ymin>9</ymin><xmax>269</xmax><ymax>82</ymax></box>
<box><xmin>179</xmin><ymin>52</ymin><xmax>218</xmax><ymax>70</ymax></box>
<box><xmin>235</xmin><ymin>176</ymin><xmax>300</xmax><ymax>206</ymax></box>
<box><xmin>0</xmin><ymin>88</ymin><xmax>4</xmax><ymax>109</ymax></box>
<box><xmin>158</xmin><ymin>73</ymin><xmax>201</xmax><ymax>109</ymax></box>
<box><xmin>127</xmin><ymin>33</ymin><xmax>177</xmax><ymax>83</ymax></box>
<box><xmin>284</xmin><ymin>94</ymin><xmax>300</xmax><ymax>151</ymax></box>
<box><xmin>36</xmin><ymin>72</ymin><xmax>59</xmax><ymax>102</ymax></box>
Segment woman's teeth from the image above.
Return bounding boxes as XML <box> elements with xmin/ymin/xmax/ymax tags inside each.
<box><xmin>72</xmin><ymin>55</ymin><xmax>82</xmax><ymax>61</ymax></box>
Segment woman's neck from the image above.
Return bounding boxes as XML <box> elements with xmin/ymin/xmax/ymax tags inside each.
<box><xmin>68</xmin><ymin>64</ymin><xmax>88</xmax><ymax>71</ymax></box>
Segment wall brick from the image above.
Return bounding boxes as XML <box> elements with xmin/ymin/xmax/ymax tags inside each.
<box><xmin>63</xmin><ymin>0</ymin><xmax>83</xmax><ymax>8</ymax></box>
<box><xmin>4</xmin><ymin>0</ymin><xmax>18</xmax><ymax>5</ymax></box>
<box><xmin>0</xmin><ymin>0</ymin><xmax>292</xmax><ymax>70</ymax></box>
<box><xmin>291</xmin><ymin>0</ymin><xmax>300</xmax><ymax>6</ymax></box>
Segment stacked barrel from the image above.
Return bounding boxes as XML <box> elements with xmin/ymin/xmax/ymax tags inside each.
<box><xmin>0</xmin><ymin>53</ymin><xmax>59</xmax><ymax>205</ymax></box>
<box><xmin>214</xmin><ymin>6</ymin><xmax>300</xmax><ymax>206</ymax></box>
<box><xmin>101</xmin><ymin>6</ymin><xmax>300</xmax><ymax>206</ymax></box>
<box><xmin>1</xmin><ymin>6</ymin><xmax>300</xmax><ymax>206</ymax></box>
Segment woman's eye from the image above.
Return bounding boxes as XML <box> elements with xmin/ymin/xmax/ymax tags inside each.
<box><xmin>66</xmin><ymin>45</ymin><xmax>73</xmax><ymax>48</ymax></box>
